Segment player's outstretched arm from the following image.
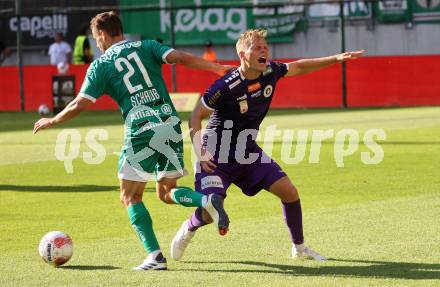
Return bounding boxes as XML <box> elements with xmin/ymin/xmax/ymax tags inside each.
<box><xmin>166</xmin><ymin>50</ymin><xmax>234</xmax><ymax>76</ymax></box>
<box><xmin>286</xmin><ymin>50</ymin><xmax>365</xmax><ymax>77</ymax></box>
<box><xmin>33</xmin><ymin>96</ymin><xmax>92</xmax><ymax>134</ymax></box>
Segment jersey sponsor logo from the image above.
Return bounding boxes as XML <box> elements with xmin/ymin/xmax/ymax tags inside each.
<box><xmin>239</xmin><ymin>100</ymin><xmax>248</xmax><ymax>113</ymax></box>
<box><xmin>99</xmin><ymin>41</ymin><xmax>143</xmax><ymax>63</ymax></box>
<box><xmin>137</xmin><ymin>121</ymin><xmax>165</xmax><ymax>131</ymax></box>
<box><xmin>237</xmin><ymin>95</ymin><xmax>247</xmax><ymax>101</ymax></box>
<box><xmin>130</xmin><ymin>108</ymin><xmax>160</xmax><ymax>121</ymax></box>
<box><xmin>161</xmin><ymin>104</ymin><xmax>173</xmax><ymax>115</ymax></box>
<box><xmin>113</xmin><ymin>41</ymin><xmax>142</xmax><ymax>54</ymax></box>
<box><xmin>208</xmin><ymin>90</ymin><xmax>222</xmax><ymax>106</ymax></box>
<box><xmin>247</xmin><ymin>82</ymin><xmax>261</xmax><ymax>93</ymax></box>
<box><xmin>228</xmin><ymin>79</ymin><xmax>241</xmax><ymax>90</ymax></box>
<box><xmin>250</xmin><ymin>90</ymin><xmax>262</xmax><ymax>98</ymax></box>
<box><xmin>263</xmin><ymin>66</ymin><xmax>273</xmax><ymax>76</ymax></box>
<box><xmin>201</xmin><ymin>175</ymin><xmax>224</xmax><ymax>189</ymax></box>
<box><xmin>263</xmin><ymin>85</ymin><xmax>273</xmax><ymax>98</ymax></box>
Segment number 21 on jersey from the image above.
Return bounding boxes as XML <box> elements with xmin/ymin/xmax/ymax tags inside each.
<box><xmin>115</xmin><ymin>51</ymin><xmax>153</xmax><ymax>94</ymax></box>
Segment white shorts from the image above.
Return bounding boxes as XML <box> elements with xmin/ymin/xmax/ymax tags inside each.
<box><xmin>118</xmin><ymin>158</ymin><xmax>188</xmax><ymax>182</ymax></box>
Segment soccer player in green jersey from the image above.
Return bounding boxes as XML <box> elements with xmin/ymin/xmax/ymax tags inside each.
<box><xmin>33</xmin><ymin>11</ymin><xmax>230</xmax><ymax>270</ymax></box>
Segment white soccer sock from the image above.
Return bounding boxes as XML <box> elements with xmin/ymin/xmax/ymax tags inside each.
<box><xmin>147</xmin><ymin>249</ymin><xmax>161</xmax><ymax>260</ymax></box>
<box><xmin>294</xmin><ymin>243</ymin><xmax>306</xmax><ymax>251</ymax></box>
<box><xmin>201</xmin><ymin>195</ymin><xmax>209</xmax><ymax>208</ymax></box>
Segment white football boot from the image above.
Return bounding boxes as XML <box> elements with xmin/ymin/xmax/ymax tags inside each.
<box><xmin>203</xmin><ymin>194</ymin><xmax>230</xmax><ymax>235</ymax></box>
<box><xmin>292</xmin><ymin>243</ymin><xmax>327</xmax><ymax>261</ymax></box>
<box><xmin>133</xmin><ymin>251</ymin><xmax>167</xmax><ymax>270</ymax></box>
<box><xmin>170</xmin><ymin>220</ymin><xmax>195</xmax><ymax>261</ymax></box>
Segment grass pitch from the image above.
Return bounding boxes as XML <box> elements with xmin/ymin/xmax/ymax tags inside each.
<box><xmin>0</xmin><ymin>107</ymin><xmax>439</xmax><ymax>287</ymax></box>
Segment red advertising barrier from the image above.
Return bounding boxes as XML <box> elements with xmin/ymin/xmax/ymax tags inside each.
<box><xmin>347</xmin><ymin>55</ymin><xmax>440</xmax><ymax>106</ymax></box>
<box><xmin>0</xmin><ymin>65</ymin><xmax>118</xmax><ymax>111</ymax></box>
<box><xmin>0</xmin><ymin>66</ymin><xmax>20</xmax><ymax>111</ymax></box>
<box><xmin>273</xmin><ymin>64</ymin><xmax>342</xmax><ymax>108</ymax></box>
<box><xmin>0</xmin><ymin>55</ymin><xmax>439</xmax><ymax>112</ymax></box>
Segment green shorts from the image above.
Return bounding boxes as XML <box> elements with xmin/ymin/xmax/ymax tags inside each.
<box><xmin>117</xmin><ymin>123</ymin><xmax>188</xmax><ymax>182</ymax></box>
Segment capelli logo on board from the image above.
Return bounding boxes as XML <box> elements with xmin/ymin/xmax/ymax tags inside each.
<box><xmin>9</xmin><ymin>14</ymin><xmax>68</xmax><ymax>39</ymax></box>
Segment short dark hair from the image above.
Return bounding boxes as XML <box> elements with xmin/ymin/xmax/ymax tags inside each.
<box><xmin>90</xmin><ymin>11</ymin><xmax>123</xmax><ymax>37</ymax></box>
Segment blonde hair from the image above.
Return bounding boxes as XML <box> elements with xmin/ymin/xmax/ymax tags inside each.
<box><xmin>236</xmin><ymin>28</ymin><xmax>267</xmax><ymax>57</ymax></box>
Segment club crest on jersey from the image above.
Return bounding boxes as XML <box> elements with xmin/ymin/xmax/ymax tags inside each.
<box><xmin>239</xmin><ymin>100</ymin><xmax>248</xmax><ymax>113</ymax></box>
<box><xmin>247</xmin><ymin>82</ymin><xmax>261</xmax><ymax>93</ymax></box>
<box><xmin>263</xmin><ymin>85</ymin><xmax>273</xmax><ymax>98</ymax></box>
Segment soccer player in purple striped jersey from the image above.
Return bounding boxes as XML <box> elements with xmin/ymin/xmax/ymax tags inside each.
<box><xmin>171</xmin><ymin>29</ymin><xmax>364</xmax><ymax>261</ymax></box>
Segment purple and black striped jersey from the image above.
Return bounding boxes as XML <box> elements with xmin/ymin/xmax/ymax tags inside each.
<box><xmin>201</xmin><ymin>61</ymin><xmax>288</xmax><ymax>160</ymax></box>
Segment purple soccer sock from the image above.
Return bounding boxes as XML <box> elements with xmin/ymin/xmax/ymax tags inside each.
<box><xmin>282</xmin><ymin>199</ymin><xmax>304</xmax><ymax>245</ymax></box>
<box><xmin>187</xmin><ymin>207</ymin><xmax>209</xmax><ymax>231</ymax></box>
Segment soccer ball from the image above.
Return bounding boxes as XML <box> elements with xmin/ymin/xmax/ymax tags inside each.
<box><xmin>57</xmin><ymin>61</ymin><xmax>69</xmax><ymax>74</ymax></box>
<box><xmin>38</xmin><ymin>231</ymin><xmax>73</xmax><ymax>267</ymax></box>
<box><xmin>38</xmin><ymin>104</ymin><xmax>50</xmax><ymax>116</ymax></box>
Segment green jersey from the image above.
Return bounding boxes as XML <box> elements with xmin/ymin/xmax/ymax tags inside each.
<box><xmin>79</xmin><ymin>40</ymin><xmax>178</xmax><ymax>146</ymax></box>
<box><xmin>79</xmin><ymin>40</ymin><xmax>186</xmax><ymax>179</ymax></box>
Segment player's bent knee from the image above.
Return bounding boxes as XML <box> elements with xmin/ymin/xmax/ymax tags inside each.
<box><xmin>119</xmin><ymin>192</ymin><xmax>128</xmax><ymax>206</ymax></box>
<box><xmin>292</xmin><ymin>185</ymin><xmax>299</xmax><ymax>197</ymax></box>
<box><xmin>277</xmin><ymin>184</ymin><xmax>300</xmax><ymax>203</ymax></box>
<box><xmin>120</xmin><ymin>192</ymin><xmax>142</xmax><ymax>207</ymax></box>
<box><xmin>284</xmin><ymin>187</ymin><xmax>299</xmax><ymax>202</ymax></box>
